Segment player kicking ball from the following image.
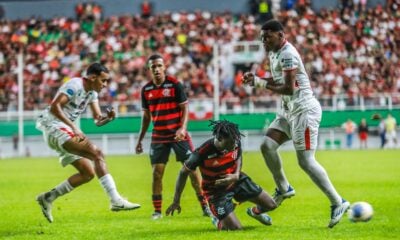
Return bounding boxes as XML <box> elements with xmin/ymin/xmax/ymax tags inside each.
<box><xmin>35</xmin><ymin>63</ymin><xmax>140</xmax><ymax>223</ymax></box>
<box><xmin>166</xmin><ymin>120</ymin><xmax>277</xmax><ymax>230</ymax></box>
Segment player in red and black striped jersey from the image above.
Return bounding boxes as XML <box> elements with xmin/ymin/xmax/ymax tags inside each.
<box><xmin>166</xmin><ymin>120</ymin><xmax>277</xmax><ymax>230</ymax></box>
<box><xmin>135</xmin><ymin>54</ymin><xmax>209</xmax><ymax>220</ymax></box>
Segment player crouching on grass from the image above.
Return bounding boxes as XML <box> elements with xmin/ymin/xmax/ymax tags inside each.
<box><xmin>35</xmin><ymin>63</ymin><xmax>140</xmax><ymax>223</ymax></box>
<box><xmin>166</xmin><ymin>120</ymin><xmax>277</xmax><ymax>230</ymax></box>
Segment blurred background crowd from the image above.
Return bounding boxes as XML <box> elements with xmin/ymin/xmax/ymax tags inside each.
<box><xmin>0</xmin><ymin>0</ymin><xmax>399</xmax><ymax>113</ymax></box>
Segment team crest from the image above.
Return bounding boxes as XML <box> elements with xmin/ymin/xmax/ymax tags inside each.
<box><xmin>232</xmin><ymin>149</ymin><xmax>238</xmax><ymax>159</ymax></box>
<box><xmin>162</xmin><ymin>89</ymin><xmax>171</xmax><ymax>97</ymax></box>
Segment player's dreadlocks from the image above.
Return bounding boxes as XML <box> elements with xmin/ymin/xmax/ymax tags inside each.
<box><xmin>209</xmin><ymin>120</ymin><xmax>244</xmax><ymax>142</ymax></box>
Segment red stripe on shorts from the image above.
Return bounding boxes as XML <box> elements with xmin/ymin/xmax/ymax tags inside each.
<box><xmin>305</xmin><ymin>127</ymin><xmax>310</xmax><ymax>150</ymax></box>
<box><xmin>60</xmin><ymin>127</ymin><xmax>75</xmax><ymax>138</ymax></box>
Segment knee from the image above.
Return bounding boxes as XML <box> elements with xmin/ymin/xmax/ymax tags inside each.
<box><xmin>83</xmin><ymin>170</ymin><xmax>95</xmax><ymax>183</ymax></box>
<box><xmin>227</xmin><ymin>224</ymin><xmax>242</xmax><ymax>231</ymax></box>
<box><xmin>152</xmin><ymin>169</ymin><xmax>163</xmax><ymax>181</ymax></box>
<box><xmin>270</xmin><ymin>201</ymin><xmax>278</xmax><ymax>210</ymax></box>
<box><xmin>260</xmin><ymin>137</ymin><xmax>279</xmax><ymax>153</ymax></box>
<box><xmin>296</xmin><ymin>150</ymin><xmax>317</xmax><ymax>171</ymax></box>
<box><xmin>92</xmin><ymin>148</ymin><xmax>105</xmax><ymax>162</ymax></box>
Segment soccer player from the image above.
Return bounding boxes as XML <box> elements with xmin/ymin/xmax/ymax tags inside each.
<box><xmin>135</xmin><ymin>54</ymin><xmax>209</xmax><ymax>220</ymax></box>
<box><xmin>35</xmin><ymin>63</ymin><xmax>140</xmax><ymax>223</ymax></box>
<box><xmin>385</xmin><ymin>113</ymin><xmax>398</xmax><ymax>148</ymax></box>
<box><xmin>242</xmin><ymin>19</ymin><xmax>349</xmax><ymax>228</ymax></box>
<box><xmin>166</xmin><ymin>120</ymin><xmax>277</xmax><ymax>230</ymax></box>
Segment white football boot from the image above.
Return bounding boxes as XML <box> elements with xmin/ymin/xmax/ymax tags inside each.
<box><xmin>111</xmin><ymin>198</ymin><xmax>141</xmax><ymax>211</ymax></box>
<box><xmin>328</xmin><ymin>199</ymin><xmax>350</xmax><ymax>228</ymax></box>
<box><xmin>36</xmin><ymin>193</ymin><xmax>53</xmax><ymax>223</ymax></box>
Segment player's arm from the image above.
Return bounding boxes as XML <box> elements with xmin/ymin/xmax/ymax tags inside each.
<box><xmin>166</xmin><ymin>153</ymin><xmax>199</xmax><ymax>216</ymax></box>
<box><xmin>242</xmin><ymin>70</ymin><xmax>297</xmax><ymax>95</ymax></box>
<box><xmin>175</xmin><ymin>102</ymin><xmax>189</xmax><ymax>141</ymax></box>
<box><xmin>50</xmin><ymin>93</ymin><xmax>84</xmax><ymax>139</ymax></box>
<box><xmin>89</xmin><ymin>102</ymin><xmax>115</xmax><ymax>127</ymax></box>
<box><xmin>135</xmin><ymin>109</ymin><xmax>151</xmax><ymax>154</ymax></box>
<box><xmin>175</xmin><ymin>81</ymin><xmax>189</xmax><ymax>141</ymax></box>
<box><xmin>215</xmin><ymin>148</ymin><xmax>242</xmax><ymax>186</ymax></box>
<box><xmin>264</xmin><ymin>69</ymin><xmax>297</xmax><ymax>95</ymax></box>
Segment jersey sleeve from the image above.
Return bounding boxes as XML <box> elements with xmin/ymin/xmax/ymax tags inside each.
<box><xmin>175</xmin><ymin>82</ymin><xmax>188</xmax><ymax>104</ymax></box>
<box><xmin>58</xmin><ymin>80</ymin><xmax>79</xmax><ymax>99</ymax></box>
<box><xmin>184</xmin><ymin>152</ymin><xmax>202</xmax><ymax>171</ymax></box>
<box><xmin>279</xmin><ymin>49</ymin><xmax>299</xmax><ymax>71</ymax></box>
<box><xmin>90</xmin><ymin>91</ymin><xmax>99</xmax><ymax>103</ymax></box>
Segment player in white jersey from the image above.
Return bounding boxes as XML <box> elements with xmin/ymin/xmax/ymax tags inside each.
<box><xmin>242</xmin><ymin>20</ymin><xmax>349</xmax><ymax>228</ymax></box>
<box><xmin>35</xmin><ymin>63</ymin><xmax>140</xmax><ymax>223</ymax></box>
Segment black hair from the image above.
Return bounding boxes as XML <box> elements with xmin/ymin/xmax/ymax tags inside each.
<box><xmin>261</xmin><ymin>19</ymin><xmax>284</xmax><ymax>32</ymax></box>
<box><xmin>209</xmin><ymin>120</ymin><xmax>244</xmax><ymax>142</ymax></box>
<box><xmin>147</xmin><ymin>54</ymin><xmax>163</xmax><ymax>65</ymax></box>
<box><xmin>86</xmin><ymin>62</ymin><xmax>109</xmax><ymax>76</ymax></box>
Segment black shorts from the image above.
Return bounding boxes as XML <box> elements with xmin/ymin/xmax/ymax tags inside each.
<box><xmin>150</xmin><ymin>140</ymin><xmax>194</xmax><ymax>164</ymax></box>
<box><xmin>208</xmin><ymin>174</ymin><xmax>263</xmax><ymax>220</ymax></box>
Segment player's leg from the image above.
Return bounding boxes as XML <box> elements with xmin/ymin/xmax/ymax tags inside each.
<box><xmin>292</xmin><ymin>106</ymin><xmax>349</xmax><ymax>228</ymax></box>
<box><xmin>63</xmin><ymin>136</ymin><xmax>140</xmax><ymax>211</ymax></box>
<box><xmin>36</xmin><ymin>126</ymin><xmax>81</xmax><ymax>222</ymax></box>
<box><xmin>36</xmin><ymin>157</ymin><xmax>95</xmax><ymax>222</ymax></box>
<box><xmin>173</xmin><ymin>140</ymin><xmax>210</xmax><ymax>216</ymax></box>
<box><xmin>261</xmin><ymin>117</ymin><xmax>294</xmax><ymax>205</ymax></box>
<box><xmin>152</xmin><ymin>163</ymin><xmax>166</xmax><ymax>219</ymax></box>
<box><xmin>234</xmin><ymin>174</ymin><xmax>276</xmax><ymax>225</ymax></box>
<box><xmin>69</xmin><ymin>158</ymin><xmax>96</xmax><ymax>186</ymax></box>
<box><xmin>149</xmin><ymin>143</ymin><xmax>170</xmax><ymax>219</ymax></box>
<box><xmin>246</xmin><ymin>191</ymin><xmax>276</xmax><ymax>225</ymax></box>
<box><xmin>41</xmin><ymin>158</ymin><xmax>95</xmax><ymax>201</ymax></box>
<box><xmin>392</xmin><ymin>129</ymin><xmax>397</xmax><ymax>148</ymax></box>
<box><xmin>209</xmin><ymin>193</ymin><xmax>242</xmax><ymax>230</ymax></box>
<box><xmin>218</xmin><ymin>212</ymin><xmax>242</xmax><ymax>230</ymax></box>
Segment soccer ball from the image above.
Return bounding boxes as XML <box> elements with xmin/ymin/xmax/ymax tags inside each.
<box><xmin>348</xmin><ymin>202</ymin><xmax>373</xmax><ymax>222</ymax></box>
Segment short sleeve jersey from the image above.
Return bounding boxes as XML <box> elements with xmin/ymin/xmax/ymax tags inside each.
<box><xmin>184</xmin><ymin>139</ymin><xmax>242</xmax><ymax>196</ymax></box>
<box><xmin>40</xmin><ymin>77</ymin><xmax>98</xmax><ymax>122</ymax></box>
<box><xmin>141</xmin><ymin>76</ymin><xmax>188</xmax><ymax>143</ymax></box>
<box><xmin>269</xmin><ymin>41</ymin><xmax>318</xmax><ymax>114</ymax></box>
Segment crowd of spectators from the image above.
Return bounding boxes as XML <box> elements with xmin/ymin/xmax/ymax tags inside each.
<box><xmin>0</xmin><ymin>0</ymin><xmax>399</xmax><ymax>113</ymax></box>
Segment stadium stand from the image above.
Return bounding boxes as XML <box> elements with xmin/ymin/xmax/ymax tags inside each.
<box><xmin>0</xmin><ymin>0</ymin><xmax>399</xmax><ymax>113</ymax></box>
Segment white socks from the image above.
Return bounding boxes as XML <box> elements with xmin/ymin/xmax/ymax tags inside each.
<box><xmin>47</xmin><ymin>180</ymin><xmax>74</xmax><ymax>202</ymax></box>
<box><xmin>296</xmin><ymin>150</ymin><xmax>342</xmax><ymax>205</ymax></box>
<box><xmin>99</xmin><ymin>174</ymin><xmax>122</xmax><ymax>203</ymax></box>
<box><xmin>261</xmin><ymin>136</ymin><xmax>290</xmax><ymax>192</ymax></box>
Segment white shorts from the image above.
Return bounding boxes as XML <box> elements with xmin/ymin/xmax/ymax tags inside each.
<box><xmin>386</xmin><ymin>130</ymin><xmax>397</xmax><ymax>141</ymax></box>
<box><xmin>269</xmin><ymin>105</ymin><xmax>322</xmax><ymax>150</ymax></box>
<box><xmin>36</xmin><ymin>119</ymin><xmax>81</xmax><ymax>167</ymax></box>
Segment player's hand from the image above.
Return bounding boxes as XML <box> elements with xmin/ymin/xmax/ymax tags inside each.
<box><xmin>135</xmin><ymin>142</ymin><xmax>143</xmax><ymax>154</ymax></box>
<box><xmin>72</xmin><ymin>127</ymin><xmax>86</xmax><ymax>142</ymax></box>
<box><xmin>242</xmin><ymin>72</ymin><xmax>255</xmax><ymax>86</ymax></box>
<box><xmin>166</xmin><ymin>202</ymin><xmax>181</xmax><ymax>216</ymax></box>
<box><xmin>106</xmin><ymin>107</ymin><xmax>116</xmax><ymax>120</ymax></box>
<box><xmin>174</xmin><ymin>127</ymin><xmax>186</xmax><ymax>141</ymax></box>
<box><xmin>215</xmin><ymin>174</ymin><xmax>239</xmax><ymax>187</ymax></box>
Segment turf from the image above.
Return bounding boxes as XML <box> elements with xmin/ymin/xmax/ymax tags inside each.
<box><xmin>0</xmin><ymin>150</ymin><xmax>399</xmax><ymax>240</ymax></box>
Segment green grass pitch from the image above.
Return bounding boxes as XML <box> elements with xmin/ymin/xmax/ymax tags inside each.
<box><xmin>0</xmin><ymin>150</ymin><xmax>399</xmax><ymax>239</ymax></box>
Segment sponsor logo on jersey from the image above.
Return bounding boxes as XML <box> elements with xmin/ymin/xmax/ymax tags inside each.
<box><xmin>66</xmin><ymin>89</ymin><xmax>74</xmax><ymax>96</ymax></box>
<box><xmin>282</xmin><ymin>58</ymin><xmax>293</xmax><ymax>69</ymax></box>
